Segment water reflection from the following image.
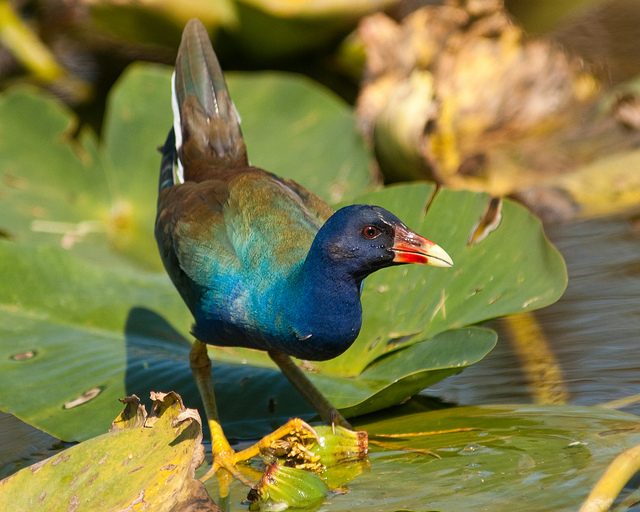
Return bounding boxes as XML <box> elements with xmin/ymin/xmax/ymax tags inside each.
<box><xmin>0</xmin><ymin>411</ymin><xmax>66</xmax><ymax>480</ymax></box>
<box><xmin>430</xmin><ymin>214</ymin><xmax>640</xmax><ymax>415</ymax></box>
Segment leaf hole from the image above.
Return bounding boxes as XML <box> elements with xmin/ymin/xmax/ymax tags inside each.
<box><xmin>64</xmin><ymin>387</ymin><xmax>103</xmax><ymax>409</ymax></box>
<box><xmin>11</xmin><ymin>349</ymin><xmax>37</xmax><ymax>360</ymax></box>
<box><xmin>1</xmin><ymin>172</ymin><xmax>28</xmax><ymax>190</ymax></box>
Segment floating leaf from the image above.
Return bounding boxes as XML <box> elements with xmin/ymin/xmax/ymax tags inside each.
<box><xmin>0</xmin><ymin>241</ymin><xmax>494</xmax><ymax>440</ymax></box>
<box><xmin>0</xmin><ymin>392</ymin><xmax>217</xmax><ymax>512</ymax></box>
<box><xmin>317</xmin><ymin>184</ymin><xmax>566</xmax><ymax>378</ymax></box>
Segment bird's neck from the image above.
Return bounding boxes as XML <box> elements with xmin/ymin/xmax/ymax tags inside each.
<box><xmin>283</xmin><ymin>251</ymin><xmax>364</xmax><ymax>361</ymax></box>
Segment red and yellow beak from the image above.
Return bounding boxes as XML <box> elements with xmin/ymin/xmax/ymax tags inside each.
<box><xmin>391</xmin><ymin>223</ymin><xmax>453</xmax><ymax>268</ymax></box>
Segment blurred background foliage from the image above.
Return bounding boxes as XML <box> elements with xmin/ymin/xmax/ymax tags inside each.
<box><xmin>3</xmin><ymin>0</ymin><xmax>640</xmax><ymax>222</ymax></box>
<box><xmin>1</xmin><ymin>0</ymin><xmax>638</xmax><ymax>117</ymax></box>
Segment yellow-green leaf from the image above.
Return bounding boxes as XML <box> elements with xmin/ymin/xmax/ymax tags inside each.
<box><xmin>0</xmin><ymin>392</ymin><xmax>217</xmax><ymax>511</ymax></box>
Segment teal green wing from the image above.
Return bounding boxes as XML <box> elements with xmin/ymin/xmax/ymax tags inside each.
<box><xmin>156</xmin><ymin>169</ymin><xmax>333</xmax><ymax>312</ymax></box>
<box><xmin>156</xmin><ymin>177</ymin><xmax>238</xmax><ymax>312</ymax></box>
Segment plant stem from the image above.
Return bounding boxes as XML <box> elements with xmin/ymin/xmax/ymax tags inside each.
<box><xmin>579</xmin><ymin>444</ymin><xmax>640</xmax><ymax>512</ymax></box>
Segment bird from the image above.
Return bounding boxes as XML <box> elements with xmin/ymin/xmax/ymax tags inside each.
<box><xmin>155</xmin><ymin>18</ymin><xmax>453</xmax><ymax>484</ymax></box>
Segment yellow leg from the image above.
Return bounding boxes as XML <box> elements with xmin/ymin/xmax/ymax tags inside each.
<box><xmin>268</xmin><ymin>350</ymin><xmax>352</xmax><ymax>430</ymax></box>
<box><xmin>189</xmin><ymin>339</ymin><xmax>248</xmax><ymax>487</ymax></box>
<box><xmin>189</xmin><ymin>340</ymin><xmax>318</xmax><ymax>486</ymax></box>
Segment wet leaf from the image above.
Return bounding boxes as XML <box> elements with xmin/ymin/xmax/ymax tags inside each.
<box><xmin>0</xmin><ymin>392</ymin><xmax>217</xmax><ymax>512</ymax></box>
<box><xmin>206</xmin><ymin>403</ymin><xmax>640</xmax><ymax>511</ymax></box>
<box><xmin>247</xmin><ymin>461</ymin><xmax>329</xmax><ymax>511</ymax></box>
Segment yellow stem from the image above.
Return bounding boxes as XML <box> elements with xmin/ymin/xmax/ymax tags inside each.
<box><xmin>599</xmin><ymin>393</ymin><xmax>640</xmax><ymax>410</ymax></box>
<box><xmin>501</xmin><ymin>312</ymin><xmax>569</xmax><ymax>405</ymax></box>
<box><xmin>0</xmin><ymin>1</ymin><xmax>65</xmax><ymax>82</ymax></box>
<box><xmin>579</xmin><ymin>444</ymin><xmax>640</xmax><ymax>512</ymax></box>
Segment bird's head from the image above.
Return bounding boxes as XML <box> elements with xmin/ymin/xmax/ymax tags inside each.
<box><xmin>312</xmin><ymin>204</ymin><xmax>453</xmax><ymax>281</ymax></box>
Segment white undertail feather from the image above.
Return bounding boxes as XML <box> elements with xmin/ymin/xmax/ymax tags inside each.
<box><xmin>170</xmin><ymin>71</ymin><xmax>185</xmax><ymax>185</ymax></box>
<box><xmin>233</xmin><ymin>102</ymin><xmax>242</xmax><ymax>125</ymax></box>
<box><xmin>170</xmin><ymin>71</ymin><xmax>246</xmax><ymax>183</ymax></box>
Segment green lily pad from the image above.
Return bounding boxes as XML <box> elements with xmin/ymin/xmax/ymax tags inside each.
<box><xmin>226</xmin><ymin>72</ymin><xmax>376</xmax><ymax>203</ymax></box>
<box><xmin>317</xmin><ymin>182</ymin><xmax>567</xmax><ymax>377</ymax></box>
<box><xmin>208</xmin><ymin>402</ymin><xmax>640</xmax><ymax>511</ymax></box>
<box><xmin>0</xmin><ymin>64</ymin><xmax>565</xmax><ymax>442</ymax></box>
<box><xmin>0</xmin><ymin>392</ymin><xmax>216</xmax><ymax>511</ymax></box>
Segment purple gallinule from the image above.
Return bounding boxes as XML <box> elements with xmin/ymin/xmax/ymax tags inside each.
<box><xmin>156</xmin><ymin>18</ymin><xmax>452</xmax><ymax>484</ymax></box>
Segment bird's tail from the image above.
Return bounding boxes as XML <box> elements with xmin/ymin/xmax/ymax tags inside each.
<box><xmin>160</xmin><ymin>18</ymin><xmax>248</xmax><ymax>190</ymax></box>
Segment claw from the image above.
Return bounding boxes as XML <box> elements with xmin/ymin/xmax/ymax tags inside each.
<box><xmin>200</xmin><ymin>417</ymin><xmax>325</xmax><ymax>487</ymax></box>
<box><xmin>297</xmin><ymin>419</ymin><xmax>320</xmax><ymax>441</ymax></box>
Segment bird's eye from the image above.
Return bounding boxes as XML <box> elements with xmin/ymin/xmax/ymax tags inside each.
<box><xmin>362</xmin><ymin>225</ymin><xmax>379</xmax><ymax>239</ymax></box>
